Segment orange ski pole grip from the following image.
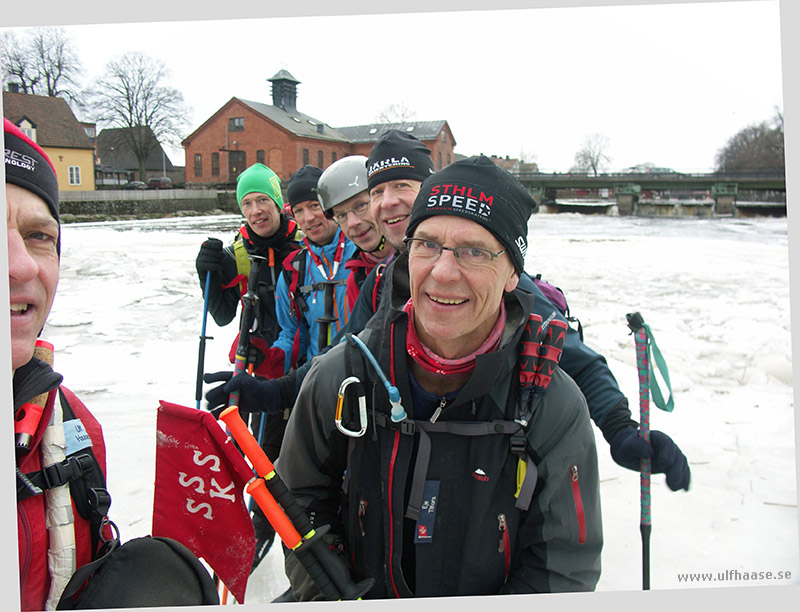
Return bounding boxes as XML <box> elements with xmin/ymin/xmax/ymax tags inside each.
<box><xmin>15</xmin><ymin>340</ymin><xmax>55</xmax><ymax>456</ymax></box>
<box><xmin>246</xmin><ymin>478</ymin><xmax>302</xmax><ymax>549</ymax></box>
<box><xmin>219</xmin><ymin>406</ymin><xmax>275</xmax><ymax>477</ymax></box>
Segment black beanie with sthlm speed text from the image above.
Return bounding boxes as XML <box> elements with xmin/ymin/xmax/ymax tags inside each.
<box><xmin>406</xmin><ymin>155</ymin><xmax>535</xmax><ymax>275</ymax></box>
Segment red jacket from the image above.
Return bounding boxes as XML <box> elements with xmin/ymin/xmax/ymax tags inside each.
<box><xmin>16</xmin><ymin>382</ymin><xmax>107</xmax><ymax>611</ymax></box>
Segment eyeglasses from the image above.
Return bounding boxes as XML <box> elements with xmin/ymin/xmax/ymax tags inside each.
<box><xmin>404</xmin><ymin>237</ymin><xmax>506</xmax><ymax>269</ymax></box>
<box><xmin>333</xmin><ymin>200</ymin><xmax>371</xmax><ymax>225</ymax></box>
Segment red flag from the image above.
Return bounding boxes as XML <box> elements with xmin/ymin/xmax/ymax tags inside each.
<box><xmin>152</xmin><ymin>400</ymin><xmax>256</xmax><ymax>603</ymax></box>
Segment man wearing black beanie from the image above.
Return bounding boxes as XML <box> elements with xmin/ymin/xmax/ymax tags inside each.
<box><xmin>365</xmin><ymin>129</ymin><xmax>435</xmax><ymax>250</ymax></box>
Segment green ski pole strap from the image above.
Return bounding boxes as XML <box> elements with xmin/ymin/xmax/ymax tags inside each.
<box><xmin>642</xmin><ymin>323</ymin><xmax>674</xmax><ymax>412</ymax></box>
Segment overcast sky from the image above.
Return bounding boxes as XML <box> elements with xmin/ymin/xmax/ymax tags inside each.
<box><xmin>1</xmin><ymin>1</ymin><xmax>784</xmax><ymax>173</ymax></box>
<box><xmin>1</xmin><ymin>1</ymin><xmax>799</xmax><ymax>610</ymax></box>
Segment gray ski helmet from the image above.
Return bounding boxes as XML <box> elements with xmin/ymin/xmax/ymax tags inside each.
<box><xmin>317</xmin><ymin>155</ymin><xmax>369</xmax><ymax>218</ymax></box>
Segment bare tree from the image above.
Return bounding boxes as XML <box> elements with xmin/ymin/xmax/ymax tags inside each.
<box><xmin>86</xmin><ymin>52</ymin><xmax>191</xmax><ymax>180</ymax></box>
<box><xmin>2</xmin><ymin>27</ymin><xmax>84</xmax><ymax>108</ymax></box>
<box><xmin>518</xmin><ymin>148</ymin><xmax>539</xmax><ymax>173</ymax></box>
<box><xmin>376</xmin><ymin>102</ymin><xmax>416</xmax><ymax>123</ymax></box>
<box><xmin>714</xmin><ymin>107</ymin><xmax>784</xmax><ymax>173</ymax></box>
<box><xmin>2</xmin><ymin>30</ymin><xmax>42</xmax><ymax>93</ymax></box>
<box><xmin>571</xmin><ymin>133</ymin><xmax>611</xmax><ymax>176</ymax></box>
<box><xmin>30</xmin><ymin>27</ymin><xmax>84</xmax><ymax>104</ymax></box>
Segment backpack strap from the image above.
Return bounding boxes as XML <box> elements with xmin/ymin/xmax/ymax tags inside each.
<box><xmin>283</xmin><ymin>249</ymin><xmax>311</xmax><ymax>369</ymax></box>
<box><xmin>18</xmin><ymin>389</ymin><xmax>117</xmax><ymax>560</ymax></box>
<box><xmin>371</xmin><ymin>263</ymin><xmax>387</xmax><ymax>313</ymax></box>
<box><xmin>16</xmin><ymin>453</ymin><xmax>99</xmax><ymax>502</ymax></box>
<box><xmin>221</xmin><ymin>230</ymin><xmax>250</xmax><ymax>291</ymax></box>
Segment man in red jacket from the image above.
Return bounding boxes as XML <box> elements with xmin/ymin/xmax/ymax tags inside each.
<box><xmin>6</xmin><ymin>117</ymin><xmax>112</xmax><ymax>611</ymax></box>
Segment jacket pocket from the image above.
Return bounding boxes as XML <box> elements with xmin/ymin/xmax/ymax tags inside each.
<box><xmin>497</xmin><ymin>513</ymin><xmax>511</xmax><ymax>581</ymax></box>
<box><xmin>569</xmin><ymin>465</ymin><xmax>587</xmax><ymax>544</ymax></box>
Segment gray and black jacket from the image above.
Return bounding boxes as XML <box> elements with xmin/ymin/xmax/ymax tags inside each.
<box><xmin>276</xmin><ymin>254</ymin><xmax>602</xmax><ymax>598</ymax></box>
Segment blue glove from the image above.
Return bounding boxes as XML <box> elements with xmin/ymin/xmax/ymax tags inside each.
<box><xmin>609</xmin><ymin>427</ymin><xmax>690</xmax><ymax>491</ymax></box>
<box><xmin>203</xmin><ymin>371</ymin><xmax>281</xmax><ymax>417</ymax></box>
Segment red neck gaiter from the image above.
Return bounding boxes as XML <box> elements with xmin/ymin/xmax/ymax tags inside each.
<box><xmin>404</xmin><ymin>298</ymin><xmax>507</xmax><ymax>379</ymax></box>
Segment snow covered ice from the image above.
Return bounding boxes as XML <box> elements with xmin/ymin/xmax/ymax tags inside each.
<box><xmin>41</xmin><ymin>212</ymin><xmax>797</xmax><ymax>601</ymax></box>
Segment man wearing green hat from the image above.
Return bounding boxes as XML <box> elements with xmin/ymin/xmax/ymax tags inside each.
<box><xmin>195</xmin><ymin>162</ymin><xmax>302</xmax><ymax>570</ymax></box>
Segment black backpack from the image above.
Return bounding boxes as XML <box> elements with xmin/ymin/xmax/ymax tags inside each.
<box><xmin>56</xmin><ymin>536</ymin><xmax>219</xmax><ymax>609</ymax></box>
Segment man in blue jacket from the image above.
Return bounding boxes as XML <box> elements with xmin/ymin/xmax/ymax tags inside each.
<box><xmin>267</xmin><ymin>166</ymin><xmax>357</xmax><ymax>373</ymax></box>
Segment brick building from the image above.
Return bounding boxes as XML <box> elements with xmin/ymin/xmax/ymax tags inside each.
<box><xmin>182</xmin><ymin>70</ymin><xmax>456</xmax><ymax>187</ymax></box>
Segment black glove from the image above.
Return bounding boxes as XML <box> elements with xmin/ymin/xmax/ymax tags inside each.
<box><xmin>196</xmin><ymin>238</ymin><xmax>225</xmax><ymax>275</ymax></box>
<box><xmin>203</xmin><ymin>371</ymin><xmax>281</xmax><ymax>417</ymax></box>
<box><xmin>609</xmin><ymin>427</ymin><xmax>690</xmax><ymax>492</ymax></box>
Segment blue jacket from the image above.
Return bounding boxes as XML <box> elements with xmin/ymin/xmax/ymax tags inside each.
<box><xmin>273</xmin><ymin>228</ymin><xmax>357</xmax><ymax>372</ymax></box>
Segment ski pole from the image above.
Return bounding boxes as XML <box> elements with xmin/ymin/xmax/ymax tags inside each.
<box><xmin>626</xmin><ymin>311</ymin><xmax>651</xmax><ymax>590</ymax></box>
<box><xmin>533</xmin><ymin>318</ymin><xmax>568</xmax><ymax>390</ymax></box>
<box><xmin>219</xmin><ymin>406</ymin><xmax>374</xmax><ymax>600</ymax></box>
<box><xmin>228</xmin><ymin>255</ymin><xmax>266</xmax><ymax>408</ymax></box>
<box><xmin>516</xmin><ymin>314</ymin><xmax>543</xmax><ymax>426</ymax></box>
<box><xmin>214</xmin><ymin>254</ymin><xmax>265</xmax><ymax>601</ymax></box>
<box><xmin>316</xmin><ymin>280</ymin><xmax>338</xmax><ymax>353</ymax></box>
<box><xmin>196</xmin><ymin>270</ymin><xmax>214</xmax><ymax>410</ymax></box>
<box><xmin>516</xmin><ymin>315</ymin><xmax>567</xmax><ymax>427</ymax></box>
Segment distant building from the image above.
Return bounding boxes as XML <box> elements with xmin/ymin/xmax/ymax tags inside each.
<box><xmin>182</xmin><ymin>70</ymin><xmax>456</xmax><ymax>187</ymax></box>
<box><xmin>338</xmin><ymin>121</ymin><xmax>455</xmax><ymax>170</ymax></box>
<box><xmin>487</xmin><ymin>155</ymin><xmax>539</xmax><ymax>176</ymax></box>
<box><xmin>3</xmin><ymin>91</ymin><xmax>96</xmax><ymax>192</ymax></box>
<box><xmin>95</xmin><ymin>126</ymin><xmax>181</xmax><ymax>187</ymax></box>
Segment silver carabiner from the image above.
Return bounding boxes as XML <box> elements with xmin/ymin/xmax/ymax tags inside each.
<box><xmin>335</xmin><ymin>376</ymin><xmax>368</xmax><ymax>438</ymax></box>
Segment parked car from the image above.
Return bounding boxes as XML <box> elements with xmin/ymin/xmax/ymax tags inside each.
<box><xmin>122</xmin><ymin>181</ymin><xmax>147</xmax><ymax>190</ymax></box>
<box><xmin>147</xmin><ymin>176</ymin><xmax>173</xmax><ymax>189</ymax></box>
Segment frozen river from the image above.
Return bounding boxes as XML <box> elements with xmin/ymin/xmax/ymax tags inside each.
<box><xmin>40</xmin><ymin>212</ymin><xmax>796</xmax><ymax>602</ymax></box>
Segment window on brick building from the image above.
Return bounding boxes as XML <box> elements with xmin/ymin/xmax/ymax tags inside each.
<box><xmin>318</xmin><ymin>151</ymin><xmax>323</xmax><ymax>167</ymax></box>
<box><xmin>441</xmin><ymin>131</ymin><xmax>447</xmax><ymax>143</ymax></box>
<box><xmin>438</xmin><ymin>152</ymin><xmax>442</xmax><ymax>169</ymax></box>
<box><xmin>257</xmin><ymin>150</ymin><xmax>265</xmax><ymax>164</ymax></box>
<box><xmin>303</xmin><ymin>149</ymin><xmax>309</xmax><ymax>165</ymax></box>
<box><xmin>229</xmin><ymin>117</ymin><xmax>244</xmax><ymax>132</ymax></box>
<box><xmin>211</xmin><ymin>152</ymin><xmax>219</xmax><ymax>177</ymax></box>
<box><xmin>332</xmin><ymin>152</ymin><xmax>337</xmax><ymax>163</ymax></box>
<box><xmin>194</xmin><ymin>154</ymin><xmax>202</xmax><ymax>177</ymax></box>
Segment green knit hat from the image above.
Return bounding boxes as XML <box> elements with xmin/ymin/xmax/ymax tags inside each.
<box><xmin>236</xmin><ymin>163</ymin><xmax>284</xmax><ymax>210</ymax></box>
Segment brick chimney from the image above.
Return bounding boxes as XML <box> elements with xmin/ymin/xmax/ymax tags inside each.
<box><xmin>268</xmin><ymin>69</ymin><xmax>300</xmax><ymax>113</ymax></box>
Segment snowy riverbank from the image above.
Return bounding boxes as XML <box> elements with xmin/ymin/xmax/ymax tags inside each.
<box><xmin>39</xmin><ymin>213</ymin><xmax>796</xmax><ymax>602</ymax></box>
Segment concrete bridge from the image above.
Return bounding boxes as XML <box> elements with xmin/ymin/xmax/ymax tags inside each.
<box><xmin>516</xmin><ymin>169</ymin><xmax>786</xmax><ymax>216</ymax></box>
